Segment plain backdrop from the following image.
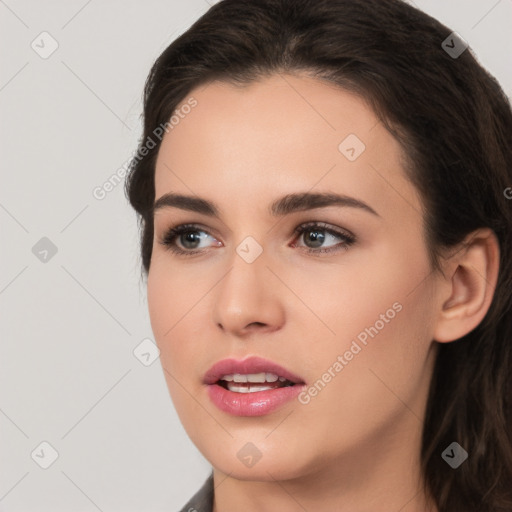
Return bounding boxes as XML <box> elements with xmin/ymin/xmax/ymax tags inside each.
<box><xmin>1</xmin><ymin>1</ymin><xmax>511</xmax><ymax>510</ymax></box>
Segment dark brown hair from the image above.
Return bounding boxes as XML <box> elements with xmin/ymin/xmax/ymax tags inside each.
<box><xmin>125</xmin><ymin>0</ymin><xmax>512</xmax><ymax>510</ymax></box>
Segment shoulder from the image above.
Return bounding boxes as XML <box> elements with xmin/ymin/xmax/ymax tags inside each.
<box><xmin>177</xmin><ymin>473</ymin><xmax>214</xmax><ymax>512</ymax></box>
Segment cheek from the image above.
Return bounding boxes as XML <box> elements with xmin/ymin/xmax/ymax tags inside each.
<box><xmin>284</xmin><ymin>244</ymin><xmax>423</xmax><ymax>346</ymax></box>
<box><xmin>147</xmin><ymin>257</ymin><xmax>226</xmax><ymax>394</ymax></box>
<box><xmin>147</xmin><ymin>262</ymin><xmax>198</xmax><ymax>367</ymax></box>
<box><xmin>147</xmin><ymin>266</ymin><xmax>218</xmax><ymax>443</ymax></box>
<box><xmin>298</xmin><ymin>276</ymin><xmax>435</xmax><ymax>439</ymax></box>
<box><xmin>147</xmin><ymin>254</ymin><xmax>203</xmax><ymax>335</ymax></box>
<box><xmin>291</xmin><ymin>242</ymin><xmax>435</xmax><ymax>397</ymax></box>
<box><xmin>147</xmin><ymin>264</ymin><xmax>171</xmax><ymax>341</ymax></box>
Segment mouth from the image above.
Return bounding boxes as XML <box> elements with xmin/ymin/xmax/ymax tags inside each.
<box><xmin>203</xmin><ymin>356</ymin><xmax>305</xmax><ymax>416</ymax></box>
<box><xmin>215</xmin><ymin>372</ymin><xmax>297</xmax><ymax>393</ymax></box>
<box><xmin>203</xmin><ymin>356</ymin><xmax>304</xmax><ymax>388</ymax></box>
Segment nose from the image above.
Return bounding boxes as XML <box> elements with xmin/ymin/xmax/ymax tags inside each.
<box><xmin>212</xmin><ymin>248</ymin><xmax>285</xmax><ymax>338</ymax></box>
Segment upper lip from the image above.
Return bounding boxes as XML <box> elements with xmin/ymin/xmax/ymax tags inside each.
<box><xmin>203</xmin><ymin>356</ymin><xmax>305</xmax><ymax>385</ymax></box>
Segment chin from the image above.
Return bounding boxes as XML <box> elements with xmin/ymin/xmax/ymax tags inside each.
<box><xmin>204</xmin><ymin>443</ymin><xmax>314</xmax><ymax>482</ymax></box>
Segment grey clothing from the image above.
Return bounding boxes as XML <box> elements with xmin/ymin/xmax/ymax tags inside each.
<box><xmin>178</xmin><ymin>474</ymin><xmax>214</xmax><ymax>512</ymax></box>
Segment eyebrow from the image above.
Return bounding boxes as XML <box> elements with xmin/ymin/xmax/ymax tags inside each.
<box><xmin>153</xmin><ymin>191</ymin><xmax>379</xmax><ymax>217</ymax></box>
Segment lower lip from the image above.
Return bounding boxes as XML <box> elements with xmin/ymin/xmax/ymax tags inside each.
<box><xmin>206</xmin><ymin>383</ymin><xmax>305</xmax><ymax>416</ymax></box>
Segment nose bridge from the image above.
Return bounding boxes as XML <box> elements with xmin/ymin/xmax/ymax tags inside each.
<box><xmin>212</xmin><ymin>238</ymin><xmax>285</xmax><ymax>335</ymax></box>
<box><xmin>217</xmin><ymin>239</ymin><xmax>269</xmax><ymax>312</ymax></box>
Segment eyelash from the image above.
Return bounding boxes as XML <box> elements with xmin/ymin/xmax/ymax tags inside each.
<box><xmin>158</xmin><ymin>222</ymin><xmax>356</xmax><ymax>257</ymax></box>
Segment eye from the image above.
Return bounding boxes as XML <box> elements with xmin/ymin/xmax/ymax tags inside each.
<box><xmin>158</xmin><ymin>223</ymin><xmax>220</xmax><ymax>256</ymax></box>
<box><xmin>292</xmin><ymin>222</ymin><xmax>355</xmax><ymax>254</ymax></box>
<box><xmin>158</xmin><ymin>221</ymin><xmax>356</xmax><ymax>257</ymax></box>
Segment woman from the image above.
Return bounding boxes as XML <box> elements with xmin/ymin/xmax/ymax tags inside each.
<box><xmin>125</xmin><ymin>0</ymin><xmax>512</xmax><ymax>510</ymax></box>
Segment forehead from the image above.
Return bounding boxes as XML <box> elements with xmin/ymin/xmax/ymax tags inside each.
<box><xmin>154</xmin><ymin>73</ymin><xmax>422</xmax><ymax>221</ymax></box>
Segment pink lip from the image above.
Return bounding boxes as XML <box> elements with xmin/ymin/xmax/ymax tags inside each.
<box><xmin>203</xmin><ymin>356</ymin><xmax>304</xmax><ymax>385</ymax></box>
<box><xmin>204</xmin><ymin>356</ymin><xmax>306</xmax><ymax>417</ymax></box>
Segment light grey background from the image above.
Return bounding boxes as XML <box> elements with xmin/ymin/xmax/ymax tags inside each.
<box><xmin>1</xmin><ymin>1</ymin><xmax>511</xmax><ymax>510</ymax></box>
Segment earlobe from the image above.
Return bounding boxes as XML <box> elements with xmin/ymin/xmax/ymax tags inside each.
<box><xmin>433</xmin><ymin>228</ymin><xmax>500</xmax><ymax>343</ymax></box>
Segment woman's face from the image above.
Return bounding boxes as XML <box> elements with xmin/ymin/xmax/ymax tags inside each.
<box><xmin>148</xmin><ymin>73</ymin><xmax>441</xmax><ymax>481</ymax></box>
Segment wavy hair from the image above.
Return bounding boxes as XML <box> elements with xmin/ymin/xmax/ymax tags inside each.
<box><xmin>125</xmin><ymin>1</ymin><xmax>512</xmax><ymax>509</ymax></box>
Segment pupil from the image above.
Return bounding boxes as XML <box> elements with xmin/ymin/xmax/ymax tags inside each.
<box><xmin>182</xmin><ymin>231</ymin><xmax>201</xmax><ymax>249</ymax></box>
<box><xmin>306</xmin><ymin>230</ymin><xmax>324</xmax><ymax>248</ymax></box>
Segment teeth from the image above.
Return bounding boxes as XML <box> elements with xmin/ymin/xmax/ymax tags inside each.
<box><xmin>226</xmin><ymin>383</ymin><xmax>276</xmax><ymax>393</ymax></box>
<box><xmin>247</xmin><ymin>372</ymin><xmax>266</xmax><ymax>383</ymax></box>
<box><xmin>221</xmin><ymin>373</ymin><xmax>281</xmax><ymax>383</ymax></box>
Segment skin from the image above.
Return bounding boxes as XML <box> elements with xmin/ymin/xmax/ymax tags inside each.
<box><xmin>147</xmin><ymin>73</ymin><xmax>499</xmax><ymax>512</ymax></box>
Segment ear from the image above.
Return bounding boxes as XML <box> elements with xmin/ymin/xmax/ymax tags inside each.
<box><xmin>433</xmin><ymin>228</ymin><xmax>500</xmax><ymax>343</ymax></box>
